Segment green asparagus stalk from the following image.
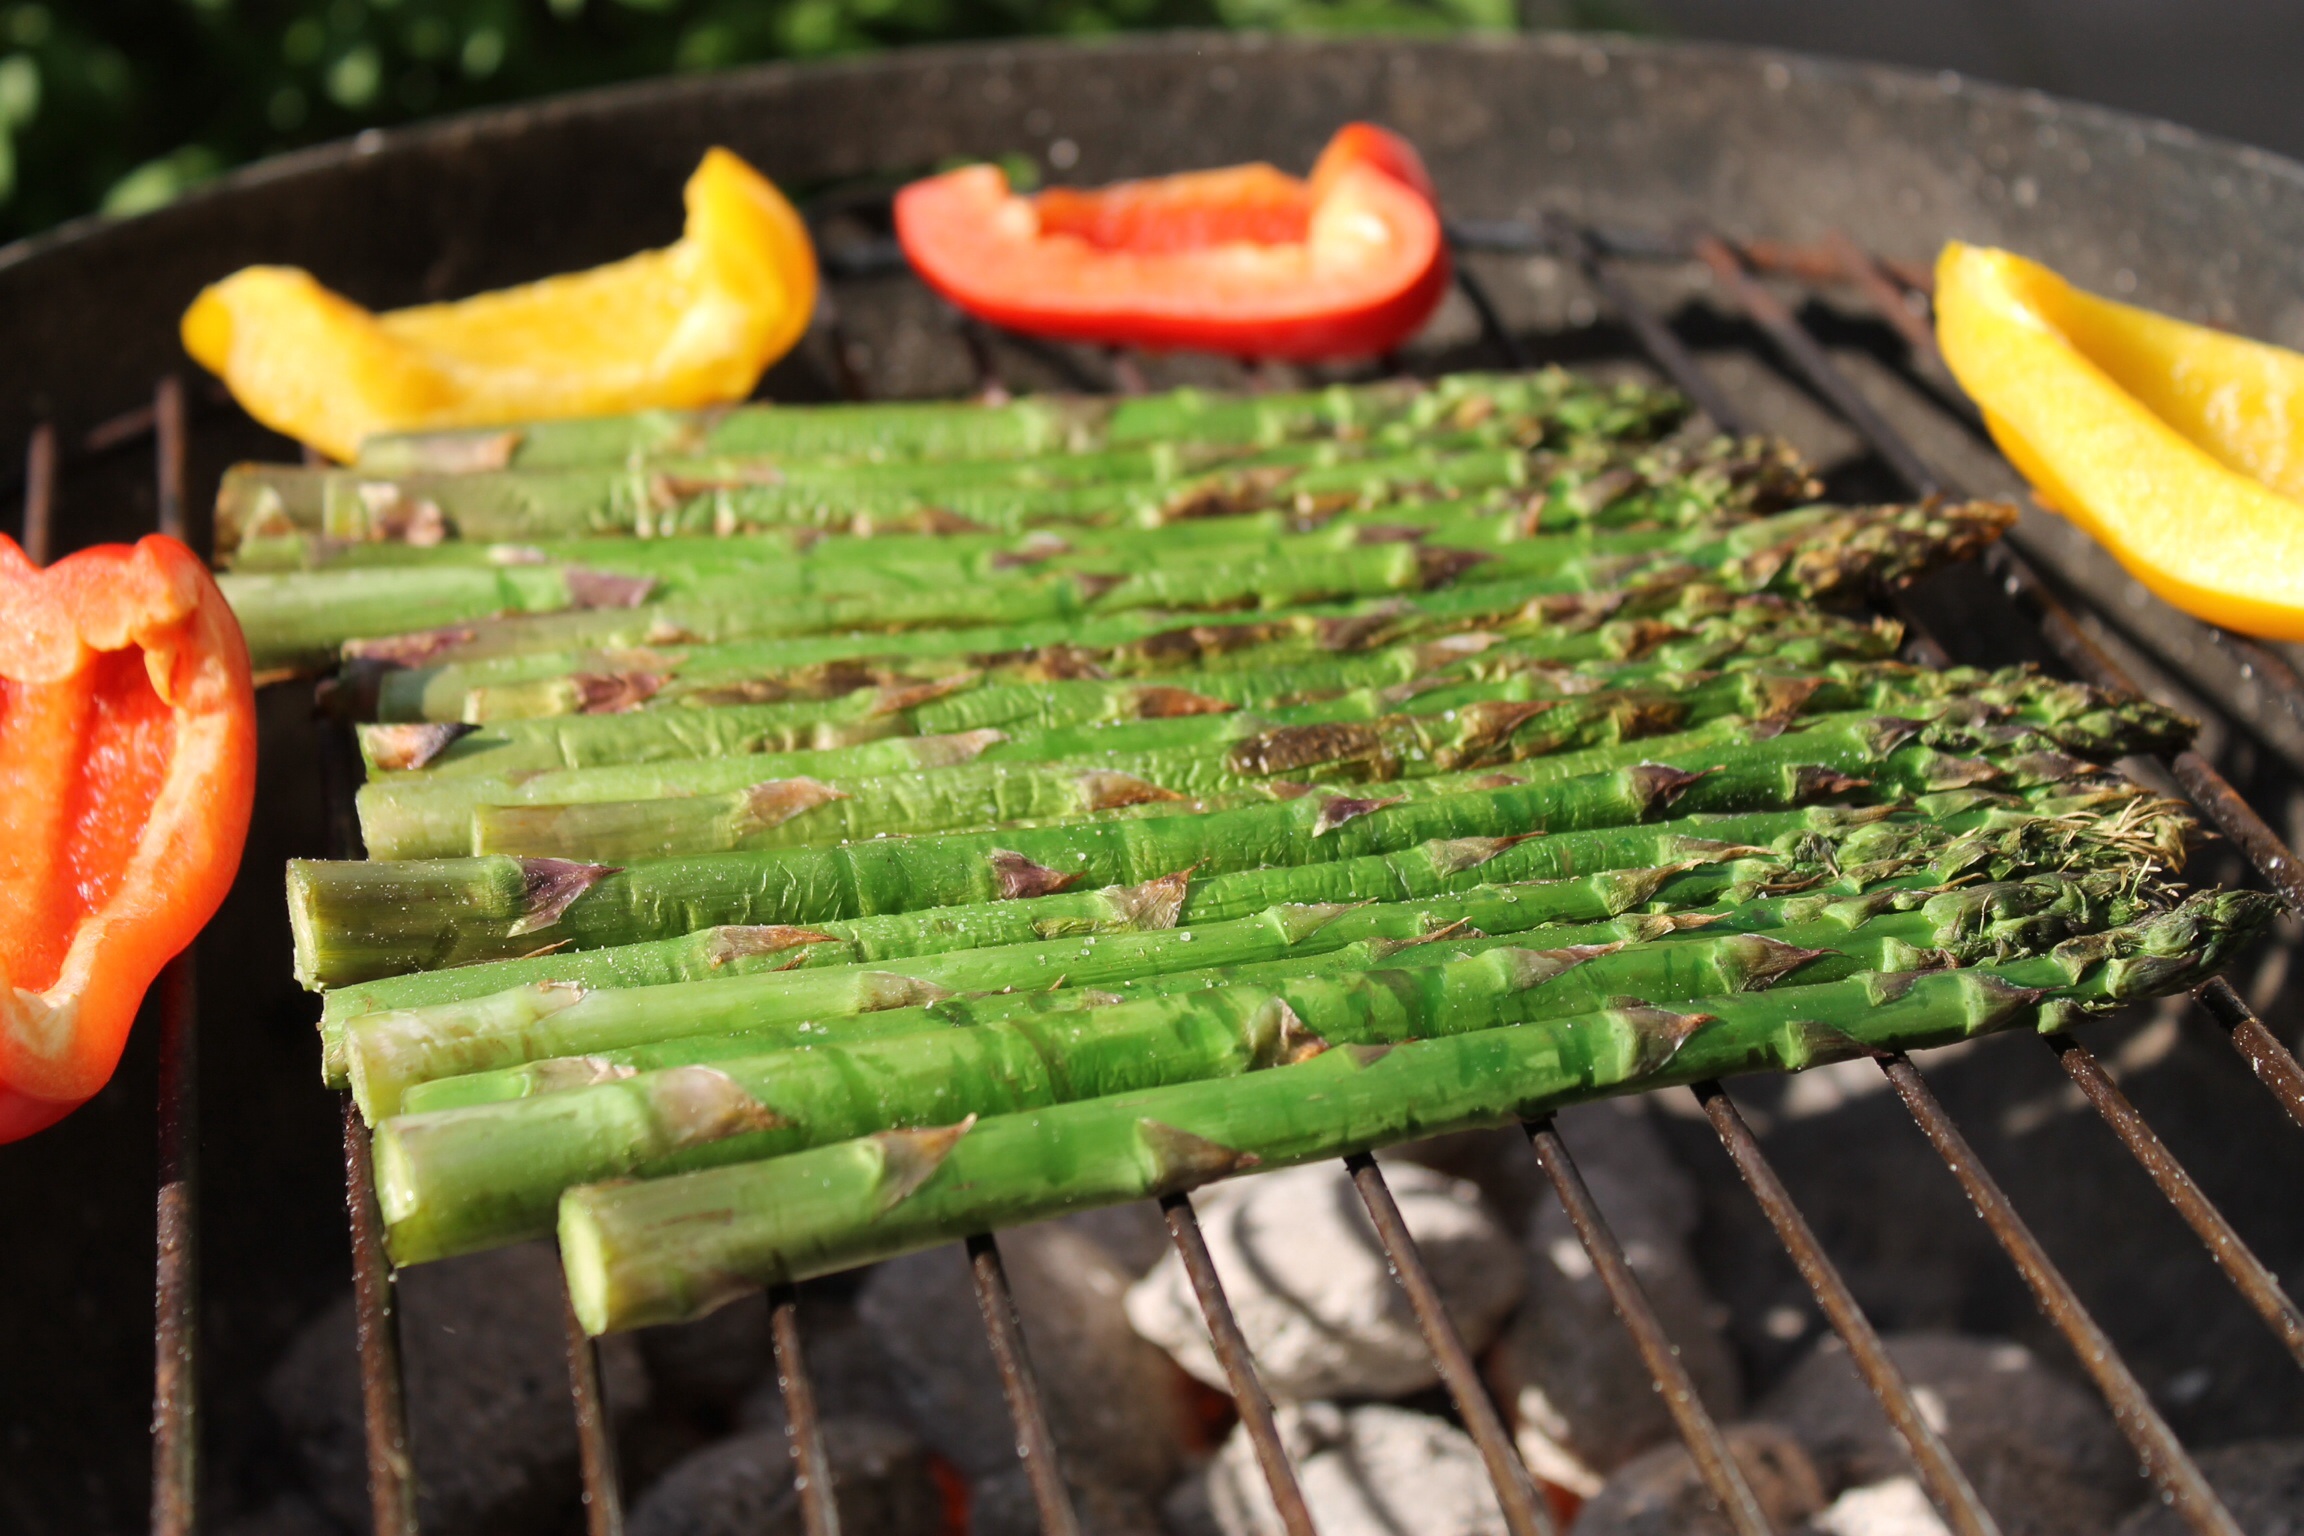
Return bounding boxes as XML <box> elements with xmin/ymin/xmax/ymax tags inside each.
<box><xmin>360</xmin><ymin>630</ymin><xmax>1617</xmax><ymax>780</ymax></box>
<box><xmin>235</xmin><ymin>431</ymin><xmax>1816</xmax><ymax>580</ymax></box>
<box><xmin>315</xmin><ymin>786</ymin><xmax>2193</xmax><ymax>1043</ymax></box>
<box><xmin>455</xmin><ymin>678</ymin><xmax>2189</xmax><ymax>863</ymax></box>
<box><xmin>343</xmin><ymin>370</ymin><xmax>1675</xmax><ymax>476</ymax></box>
<box><xmin>225</xmin><ymin>436</ymin><xmax>1548</xmax><ymax>551</ymax></box>
<box><xmin>230</xmin><ymin>501</ymin><xmax>1733</xmax><ymax>675</ymax></box>
<box><xmin>375</xmin><ymin>870</ymin><xmax>2156</xmax><ymax>1261</ymax></box>
<box><xmin>368</xmin><ymin>579</ymin><xmax>1902</xmax><ymax>726</ymax></box>
<box><xmin>320</xmin><ymin>499</ymin><xmax>2009</xmax><ymax>676</ymax></box>
<box><xmin>356</xmin><ymin>664</ymin><xmax>2173</xmax><ymax>861</ymax></box>
<box><xmin>353</xmin><ymin>660</ymin><xmax>1862</xmax><ymax>859</ymax></box>
<box><xmin>553</xmin><ymin>887</ymin><xmax>2274</xmax><ymax>1330</ymax></box>
<box><xmin>288</xmin><ymin>691</ymin><xmax>2188</xmax><ymax>987</ymax></box>
<box><xmin>226</xmin><ymin>372</ymin><xmax>1688</xmax><ymax>552</ymax></box>
<box><xmin>351</xmin><ymin>861</ymin><xmax>2153</xmax><ymax>1127</ymax></box>
<box><xmin>346</xmin><ymin>499</ymin><xmax>1995</xmax><ymax>741</ymax></box>
<box><xmin>233</xmin><ymin>456</ymin><xmax>1826</xmax><ymax>675</ymax></box>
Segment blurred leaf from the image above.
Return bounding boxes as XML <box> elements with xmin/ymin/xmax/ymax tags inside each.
<box><xmin>0</xmin><ymin>0</ymin><xmax>1635</xmax><ymax>244</ymax></box>
<box><xmin>101</xmin><ymin>141</ymin><xmax>224</xmax><ymax>215</ymax></box>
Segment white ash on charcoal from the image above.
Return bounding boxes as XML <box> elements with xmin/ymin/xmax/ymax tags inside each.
<box><xmin>1167</xmin><ymin>1401</ymin><xmax>1510</xmax><ymax>1536</ymax></box>
<box><xmin>626</xmin><ymin>1416</ymin><xmax>944</xmax><ymax>1536</ymax></box>
<box><xmin>855</xmin><ymin>1221</ymin><xmax>1191</xmax><ymax>1495</ymax></box>
<box><xmin>971</xmin><ymin>1465</ymin><xmax>1169</xmax><ymax>1536</ymax></box>
<box><xmin>1758</xmin><ymin>1331</ymin><xmax>2142</xmax><ymax>1535</ymax></box>
<box><xmin>265</xmin><ymin>1241</ymin><xmax>648</xmax><ymax>1536</ymax></box>
<box><xmin>1492</xmin><ymin>1099</ymin><xmax>1742</xmax><ymax>1495</ymax></box>
<box><xmin>1808</xmin><ymin>1475</ymin><xmax>1956</xmax><ymax>1536</ymax></box>
<box><xmin>1568</xmin><ymin>1421</ymin><xmax>1827</xmax><ymax>1536</ymax></box>
<box><xmin>2115</xmin><ymin>1437</ymin><xmax>2304</xmax><ymax>1534</ymax></box>
<box><xmin>1125</xmin><ymin>1158</ymin><xmax>1523</xmax><ymax>1401</ymax></box>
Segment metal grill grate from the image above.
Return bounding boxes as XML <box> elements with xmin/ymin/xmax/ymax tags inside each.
<box><xmin>46</xmin><ymin>202</ymin><xmax>2304</xmax><ymax>1536</ymax></box>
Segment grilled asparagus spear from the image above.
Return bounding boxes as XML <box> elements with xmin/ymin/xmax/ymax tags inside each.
<box><xmin>346</xmin><ymin>370</ymin><xmax>1672</xmax><ymax>475</ymax></box>
<box><xmin>287</xmin><ymin>692</ymin><xmax>2185</xmax><ymax>986</ymax></box>
<box><xmin>553</xmin><ymin>888</ymin><xmax>2275</xmax><ymax>1331</ymax></box>
<box><xmin>357</xmin><ymin>666</ymin><xmax>2175</xmax><ymax>861</ymax></box>
<box><xmin>377</xmin><ymin>870</ymin><xmax>2162</xmax><ymax>1262</ymax></box>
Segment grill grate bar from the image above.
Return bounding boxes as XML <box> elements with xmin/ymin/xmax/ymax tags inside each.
<box><xmin>966</xmin><ymin>1231</ymin><xmax>1086</xmax><ymax>1536</ymax></box>
<box><xmin>1344</xmin><ymin>1153</ymin><xmax>1559</xmax><ymax>1536</ymax></box>
<box><xmin>2194</xmin><ymin>977</ymin><xmax>2304</xmax><ymax>1131</ymax></box>
<box><xmin>1520</xmin><ymin>1121</ymin><xmax>1774</xmax><ymax>1536</ymax></box>
<box><xmin>1689</xmin><ymin>234</ymin><xmax>1943</xmax><ymax>494</ymax></box>
<box><xmin>319</xmin><ymin>689</ymin><xmax>419</xmax><ymax>1536</ymax></box>
<box><xmin>151</xmin><ymin>954</ymin><xmax>200</xmax><ymax>1536</ymax></box>
<box><xmin>2202</xmin><ymin>625</ymin><xmax>2304</xmax><ymax>735</ymax></box>
<box><xmin>1878</xmin><ymin>1053</ymin><xmax>2243</xmax><ymax>1536</ymax></box>
<box><xmin>1549</xmin><ymin>219</ymin><xmax>1753</xmax><ymax>434</ymax></box>
<box><xmin>562</xmin><ymin>1283</ymin><xmax>627</xmax><ymax>1536</ymax></box>
<box><xmin>2043</xmin><ymin>1031</ymin><xmax>2304</xmax><ymax>1368</ymax></box>
<box><xmin>1449</xmin><ymin>258</ymin><xmax>1532</xmax><ymax>372</ymax></box>
<box><xmin>771</xmin><ymin>1290</ymin><xmax>843</xmax><ymax>1536</ymax></box>
<box><xmin>22</xmin><ymin>420</ymin><xmax>53</xmax><ymax>563</ymax></box>
<box><xmin>1690</xmin><ymin>1081</ymin><xmax>2003</xmax><ymax>1536</ymax></box>
<box><xmin>340</xmin><ymin>1099</ymin><xmax>418</xmax><ymax>1536</ymax></box>
<box><xmin>151</xmin><ymin>377</ymin><xmax>200</xmax><ymax>1536</ymax></box>
<box><xmin>1158</xmin><ymin>1193</ymin><xmax>1320</xmax><ymax>1536</ymax></box>
<box><xmin>1816</xmin><ymin>231</ymin><xmax>1941</xmax><ymax>364</ymax></box>
<box><xmin>255</xmin><ymin>205</ymin><xmax>2304</xmax><ymax>1536</ymax></box>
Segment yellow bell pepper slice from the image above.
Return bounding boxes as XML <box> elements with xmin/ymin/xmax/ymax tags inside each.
<box><xmin>181</xmin><ymin>148</ymin><xmax>818</xmax><ymax>463</ymax></box>
<box><xmin>1936</xmin><ymin>241</ymin><xmax>2304</xmax><ymax>640</ymax></box>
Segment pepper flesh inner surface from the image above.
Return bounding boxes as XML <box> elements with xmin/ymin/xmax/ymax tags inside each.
<box><xmin>0</xmin><ymin>535</ymin><xmax>255</xmax><ymax>1141</ymax></box>
<box><xmin>0</xmin><ymin>649</ymin><xmax>178</xmax><ymax>993</ymax></box>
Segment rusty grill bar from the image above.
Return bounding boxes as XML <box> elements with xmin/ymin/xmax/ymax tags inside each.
<box><xmin>15</xmin><ymin>190</ymin><xmax>2295</xmax><ymax>1536</ymax></box>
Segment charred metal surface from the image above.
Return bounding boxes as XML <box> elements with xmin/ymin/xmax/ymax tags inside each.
<box><xmin>966</xmin><ymin>1233</ymin><xmax>1084</xmax><ymax>1536</ymax></box>
<box><xmin>2194</xmin><ymin>977</ymin><xmax>2304</xmax><ymax>1133</ymax></box>
<box><xmin>151</xmin><ymin>956</ymin><xmax>199</xmax><ymax>1536</ymax></box>
<box><xmin>150</xmin><ymin>380</ymin><xmax>200</xmax><ymax>1536</ymax></box>
<box><xmin>1160</xmin><ymin>1193</ymin><xmax>1319</xmax><ymax>1536</ymax></box>
<box><xmin>340</xmin><ymin>1099</ymin><xmax>417</xmax><ymax>1536</ymax></box>
<box><xmin>21</xmin><ymin>419</ymin><xmax>52</xmax><ymax>563</ymax></box>
<box><xmin>561</xmin><ymin>1286</ymin><xmax>627</xmax><ymax>1536</ymax></box>
<box><xmin>1693</xmin><ymin>1081</ymin><xmax>2000</xmax><ymax>1536</ymax></box>
<box><xmin>1551</xmin><ymin>220</ymin><xmax>1751</xmax><ymax>433</ymax></box>
<box><xmin>2044</xmin><ymin>1033</ymin><xmax>2304</xmax><ymax>1371</ymax></box>
<box><xmin>1522</xmin><ymin>1122</ymin><xmax>1770</xmax><ymax>1536</ymax></box>
<box><xmin>770</xmin><ymin>1290</ymin><xmax>843</xmax><ymax>1536</ymax></box>
<box><xmin>1878</xmin><ymin>1054</ymin><xmax>2242</xmax><ymax>1536</ymax></box>
<box><xmin>1347</xmin><ymin>1152</ymin><xmax>1559</xmax><ymax>1536</ymax></box>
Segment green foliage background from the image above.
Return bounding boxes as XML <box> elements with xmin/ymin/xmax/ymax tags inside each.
<box><xmin>0</xmin><ymin>0</ymin><xmax>1643</xmax><ymax>245</ymax></box>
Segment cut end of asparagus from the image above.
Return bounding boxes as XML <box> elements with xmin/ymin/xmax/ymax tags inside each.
<box><xmin>364</xmin><ymin>722</ymin><xmax>476</xmax><ymax>773</ymax></box>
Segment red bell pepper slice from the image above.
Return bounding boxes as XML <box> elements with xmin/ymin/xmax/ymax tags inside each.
<box><xmin>0</xmin><ymin>534</ymin><xmax>256</xmax><ymax>1141</ymax></box>
<box><xmin>894</xmin><ymin>123</ymin><xmax>1451</xmax><ymax>361</ymax></box>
